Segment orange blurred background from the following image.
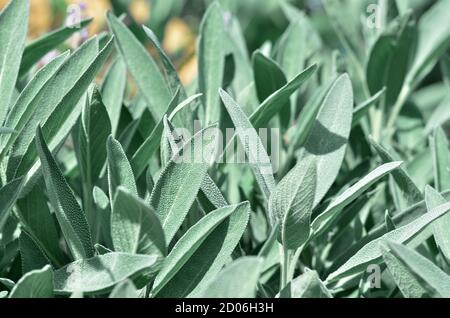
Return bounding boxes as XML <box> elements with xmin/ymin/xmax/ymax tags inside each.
<box><xmin>0</xmin><ymin>0</ymin><xmax>197</xmax><ymax>85</ymax></box>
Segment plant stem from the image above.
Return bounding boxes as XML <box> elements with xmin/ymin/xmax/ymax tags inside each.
<box><xmin>280</xmin><ymin>246</ymin><xmax>290</xmax><ymax>290</ymax></box>
<box><xmin>386</xmin><ymin>84</ymin><xmax>411</xmax><ymax>132</ymax></box>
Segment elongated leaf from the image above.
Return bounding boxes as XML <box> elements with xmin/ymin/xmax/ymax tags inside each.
<box><xmin>304</xmin><ymin>74</ymin><xmax>353</xmax><ymax>206</ymax></box>
<box><xmin>107</xmin><ymin>135</ymin><xmax>138</xmax><ymax>200</ymax></box>
<box><xmin>131</xmin><ymin>89</ymin><xmax>195</xmax><ymax>178</ymax></box>
<box><xmin>406</xmin><ymin>0</ymin><xmax>450</xmax><ymax>86</ymax></box>
<box><xmin>112</xmin><ymin>187</ymin><xmax>166</xmax><ymax>256</ymax></box>
<box><xmin>352</xmin><ymin>88</ymin><xmax>386</xmax><ymax>127</ymax></box>
<box><xmin>53</xmin><ymin>253</ymin><xmax>161</xmax><ymax>295</ymax></box>
<box><xmin>278</xmin><ymin>6</ymin><xmax>321</xmax><ymax>79</ymax></box>
<box><xmin>7</xmin><ymin>37</ymin><xmax>99</xmax><ymax>179</ymax></box>
<box><xmin>425</xmin><ymin>186</ymin><xmax>450</xmax><ymax>260</ymax></box>
<box><xmin>200</xmin><ymin>174</ymin><xmax>228</xmax><ymax>209</ymax></box>
<box><xmin>312</xmin><ymin>162</ymin><xmax>403</xmax><ymax>236</ymax></box>
<box><xmin>366</xmin><ymin>14</ymin><xmax>415</xmax><ymax>107</ymax></box>
<box><xmin>0</xmin><ymin>177</ymin><xmax>23</xmax><ymax>230</ymax></box>
<box><xmin>9</xmin><ymin>265</ymin><xmax>53</xmax><ymax>298</ymax></box>
<box><xmin>327</xmin><ymin>202</ymin><xmax>450</xmax><ymax>282</ymax></box>
<box><xmin>269</xmin><ymin>156</ymin><xmax>316</xmax><ymax>250</ymax></box>
<box><xmin>290</xmin><ymin>80</ymin><xmax>334</xmax><ymax>151</ymax></box>
<box><xmin>16</xmin><ymin>184</ymin><xmax>66</xmax><ymax>267</ymax></box>
<box><xmin>219</xmin><ymin>88</ymin><xmax>276</xmax><ymax>200</ymax></box>
<box><xmin>279</xmin><ymin>270</ymin><xmax>332</xmax><ymax>298</ymax></box>
<box><xmin>35</xmin><ymin>126</ymin><xmax>94</xmax><ymax>260</ymax></box>
<box><xmin>200</xmin><ymin>257</ymin><xmax>263</xmax><ymax>298</ymax></box>
<box><xmin>76</xmin><ymin>89</ymin><xmax>111</xmax><ymax>189</ymax></box>
<box><xmin>369</xmin><ymin>137</ymin><xmax>423</xmax><ymax>205</ymax></box>
<box><xmin>381</xmin><ymin>243</ymin><xmax>428</xmax><ymax>298</ymax></box>
<box><xmin>252</xmin><ymin>51</ymin><xmax>287</xmax><ymax>102</ymax></box>
<box><xmin>107</xmin><ymin>12</ymin><xmax>171</xmax><ymax>121</ymax></box>
<box><xmin>0</xmin><ymin>52</ymin><xmax>69</xmax><ymax>159</ymax></box>
<box><xmin>0</xmin><ymin>0</ymin><xmax>29</xmax><ymax>125</ymax></box>
<box><xmin>250</xmin><ymin>64</ymin><xmax>317</xmax><ymax>129</ymax></box>
<box><xmin>101</xmin><ymin>57</ymin><xmax>126</xmax><ymax>136</ymax></box>
<box><xmin>19</xmin><ymin>231</ymin><xmax>50</xmax><ymax>274</ymax></box>
<box><xmin>19</xmin><ymin>18</ymin><xmax>92</xmax><ymax>76</ymax></box>
<box><xmin>152</xmin><ymin>203</ymin><xmax>246</xmax><ymax>294</ymax></box>
<box><xmin>384</xmin><ymin>241</ymin><xmax>450</xmax><ymax>297</ymax></box>
<box><xmin>154</xmin><ymin>202</ymin><xmax>250</xmax><ymax>297</ymax></box>
<box><xmin>149</xmin><ymin>126</ymin><xmax>215</xmax><ymax>243</ymax></box>
<box><xmin>199</xmin><ymin>1</ymin><xmax>225</xmax><ymax>125</ymax></box>
<box><xmin>11</xmin><ymin>38</ymin><xmax>114</xmax><ymax>183</ymax></box>
<box><xmin>431</xmin><ymin>127</ymin><xmax>450</xmax><ymax>192</ymax></box>
<box><xmin>142</xmin><ymin>26</ymin><xmax>184</xmax><ymax>96</ymax></box>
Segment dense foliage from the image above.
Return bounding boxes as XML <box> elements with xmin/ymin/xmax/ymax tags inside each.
<box><xmin>0</xmin><ymin>0</ymin><xmax>450</xmax><ymax>298</ymax></box>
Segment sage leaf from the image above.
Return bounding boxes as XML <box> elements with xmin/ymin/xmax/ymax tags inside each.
<box><xmin>36</xmin><ymin>126</ymin><xmax>94</xmax><ymax>260</ymax></box>
<box><xmin>9</xmin><ymin>265</ymin><xmax>53</xmax><ymax>298</ymax></box>
<box><xmin>200</xmin><ymin>257</ymin><xmax>263</xmax><ymax>298</ymax></box>
<box><xmin>111</xmin><ymin>187</ymin><xmax>166</xmax><ymax>256</ymax></box>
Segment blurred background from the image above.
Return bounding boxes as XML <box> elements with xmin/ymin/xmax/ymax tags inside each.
<box><xmin>0</xmin><ymin>0</ymin><xmax>350</xmax><ymax>86</ymax></box>
<box><xmin>0</xmin><ymin>0</ymin><xmax>436</xmax><ymax>87</ymax></box>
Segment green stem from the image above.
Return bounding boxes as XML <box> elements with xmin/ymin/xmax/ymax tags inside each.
<box><xmin>280</xmin><ymin>246</ymin><xmax>289</xmax><ymax>290</ymax></box>
<box><xmin>386</xmin><ymin>84</ymin><xmax>411</xmax><ymax>132</ymax></box>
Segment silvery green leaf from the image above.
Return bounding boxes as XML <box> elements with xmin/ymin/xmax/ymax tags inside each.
<box><xmin>312</xmin><ymin>162</ymin><xmax>403</xmax><ymax>237</ymax></box>
<box><xmin>250</xmin><ymin>64</ymin><xmax>317</xmax><ymax>129</ymax></box>
<box><xmin>383</xmin><ymin>241</ymin><xmax>450</xmax><ymax>297</ymax></box>
<box><xmin>19</xmin><ymin>18</ymin><xmax>92</xmax><ymax>77</ymax></box>
<box><xmin>107</xmin><ymin>12</ymin><xmax>171</xmax><ymax>122</ymax></box>
<box><xmin>252</xmin><ymin>51</ymin><xmax>287</xmax><ymax>103</ymax></box>
<box><xmin>0</xmin><ymin>52</ymin><xmax>69</xmax><ymax>160</ymax></box>
<box><xmin>153</xmin><ymin>202</ymin><xmax>250</xmax><ymax>298</ymax></box>
<box><xmin>369</xmin><ymin>137</ymin><xmax>423</xmax><ymax>205</ymax></box>
<box><xmin>304</xmin><ymin>74</ymin><xmax>353</xmax><ymax>206</ymax></box>
<box><xmin>0</xmin><ymin>0</ymin><xmax>29</xmax><ymax>125</ymax></box>
<box><xmin>327</xmin><ymin>202</ymin><xmax>450</xmax><ymax>282</ymax></box>
<box><xmin>425</xmin><ymin>186</ymin><xmax>450</xmax><ymax>260</ymax></box>
<box><xmin>406</xmin><ymin>0</ymin><xmax>450</xmax><ymax>87</ymax></box>
<box><xmin>9</xmin><ymin>265</ymin><xmax>53</xmax><ymax>298</ymax></box>
<box><xmin>111</xmin><ymin>187</ymin><xmax>166</xmax><ymax>256</ymax></box>
<box><xmin>219</xmin><ymin>88</ymin><xmax>276</xmax><ymax>200</ymax></box>
<box><xmin>366</xmin><ymin>14</ymin><xmax>415</xmax><ymax>107</ymax></box>
<box><xmin>142</xmin><ymin>26</ymin><xmax>185</xmax><ymax>96</ymax></box>
<box><xmin>19</xmin><ymin>231</ymin><xmax>50</xmax><ymax>274</ymax></box>
<box><xmin>0</xmin><ymin>177</ymin><xmax>23</xmax><ymax>231</ymax></box>
<box><xmin>352</xmin><ymin>88</ymin><xmax>386</xmax><ymax>128</ymax></box>
<box><xmin>149</xmin><ymin>125</ymin><xmax>216</xmax><ymax>243</ymax></box>
<box><xmin>107</xmin><ymin>135</ymin><xmax>138</xmax><ymax>201</ymax></box>
<box><xmin>279</xmin><ymin>270</ymin><xmax>332</xmax><ymax>298</ymax></box>
<box><xmin>74</xmin><ymin>89</ymin><xmax>111</xmax><ymax>231</ymax></box>
<box><xmin>36</xmin><ymin>126</ymin><xmax>94</xmax><ymax>260</ymax></box>
<box><xmin>16</xmin><ymin>184</ymin><xmax>65</xmax><ymax>267</ymax></box>
<box><xmin>200</xmin><ymin>174</ymin><xmax>228</xmax><ymax>209</ymax></box>
<box><xmin>199</xmin><ymin>257</ymin><xmax>263</xmax><ymax>298</ymax></box>
<box><xmin>381</xmin><ymin>242</ymin><xmax>428</xmax><ymax>298</ymax></box>
<box><xmin>101</xmin><ymin>57</ymin><xmax>126</xmax><ymax>136</ymax></box>
<box><xmin>269</xmin><ymin>156</ymin><xmax>316</xmax><ymax>250</ymax></box>
<box><xmin>10</xmin><ymin>37</ymin><xmax>114</xmax><ymax>183</ymax></box>
<box><xmin>198</xmin><ymin>1</ymin><xmax>225</xmax><ymax>125</ymax></box>
<box><xmin>53</xmin><ymin>252</ymin><xmax>161</xmax><ymax>295</ymax></box>
<box><xmin>131</xmin><ymin>89</ymin><xmax>184</xmax><ymax>178</ymax></box>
